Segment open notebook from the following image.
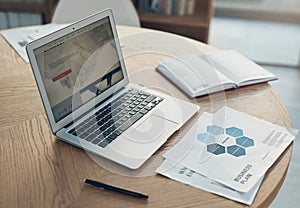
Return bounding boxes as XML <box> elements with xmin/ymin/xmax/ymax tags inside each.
<box><xmin>157</xmin><ymin>50</ymin><xmax>277</xmax><ymax>97</ymax></box>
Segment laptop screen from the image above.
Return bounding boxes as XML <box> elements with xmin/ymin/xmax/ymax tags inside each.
<box><xmin>33</xmin><ymin>17</ymin><xmax>124</xmax><ymax>122</ymax></box>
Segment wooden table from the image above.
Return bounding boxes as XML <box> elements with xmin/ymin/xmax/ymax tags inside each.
<box><xmin>0</xmin><ymin>26</ymin><xmax>293</xmax><ymax>208</ymax></box>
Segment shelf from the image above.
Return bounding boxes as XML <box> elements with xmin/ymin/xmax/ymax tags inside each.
<box><xmin>132</xmin><ymin>0</ymin><xmax>214</xmax><ymax>43</ymax></box>
<box><xmin>139</xmin><ymin>13</ymin><xmax>209</xmax><ymax>28</ymax></box>
<box><xmin>0</xmin><ymin>0</ymin><xmax>56</xmax><ymax>23</ymax></box>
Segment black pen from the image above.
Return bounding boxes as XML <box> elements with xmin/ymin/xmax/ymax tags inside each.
<box><xmin>84</xmin><ymin>178</ymin><xmax>149</xmax><ymax>199</ymax></box>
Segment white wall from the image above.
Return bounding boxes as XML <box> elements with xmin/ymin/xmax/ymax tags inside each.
<box><xmin>0</xmin><ymin>12</ymin><xmax>42</xmax><ymax>29</ymax></box>
<box><xmin>214</xmin><ymin>0</ymin><xmax>300</xmax><ymax>23</ymax></box>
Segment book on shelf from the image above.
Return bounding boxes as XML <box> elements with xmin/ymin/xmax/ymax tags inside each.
<box><xmin>156</xmin><ymin>50</ymin><xmax>278</xmax><ymax>97</ymax></box>
<box><xmin>136</xmin><ymin>0</ymin><xmax>195</xmax><ymax>16</ymax></box>
<box><xmin>179</xmin><ymin>0</ymin><xmax>195</xmax><ymax>16</ymax></box>
<box><xmin>178</xmin><ymin>0</ymin><xmax>186</xmax><ymax>16</ymax></box>
<box><xmin>186</xmin><ymin>0</ymin><xmax>195</xmax><ymax>15</ymax></box>
<box><xmin>136</xmin><ymin>0</ymin><xmax>162</xmax><ymax>13</ymax></box>
<box><xmin>150</xmin><ymin>0</ymin><xmax>161</xmax><ymax>13</ymax></box>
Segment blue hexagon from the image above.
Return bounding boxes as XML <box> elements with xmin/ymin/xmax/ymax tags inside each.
<box><xmin>207</xmin><ymin>125</ymin><xmax>224</xmax><ymax>135</ymax></box>
<box><xmin>197</xmin><ymin>133</ymin><xmax>215</xmax><ymax>144</ymax></box>
<box><xmin>236</xmin><ymin>136</ymin><xmax>254</xmax><ymax>148</ymax></box>
<box><xmin>207</xmin><ymin>143</ymin><xmax>226</xmax><ymax>155</ymax></box>
<box><xmin>226</xmin><ymin>127</ymin><xmax>243</xmax><ymax>137</ymax></box>
<box><xmin>227</xmin><ymin>145</ymin><xmax>246</xmax><ymax>157</ymax></box>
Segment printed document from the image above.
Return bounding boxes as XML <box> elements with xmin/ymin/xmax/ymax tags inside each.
<box><xmin>162</xmin><ymin>107</ymin><xmax>298</xmax><ymax>193</ymax></box>
<box><xmin>157</xmin><ymin>159</ymin><xmax>264</xmax><ymax>205</ymax></box>
<box><xmin>1</xmin><ymin>23</ymin><xmax>67</xmax><ymax>62</ymax></box>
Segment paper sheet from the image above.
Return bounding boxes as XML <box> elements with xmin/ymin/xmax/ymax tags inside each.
<box><xmin>162</xmin><ymin>107</ymin><xmax>298</xmax><ymax>193</ymax></box>
<box><xmin>156</xmin><ymin>159</ymin><xmax>264</xmax><ymax>205</ymax></box>
<box><xmin>1</xmin><ymin>23</ymin><xmax>67</xmax><ymax>63</ymax></box>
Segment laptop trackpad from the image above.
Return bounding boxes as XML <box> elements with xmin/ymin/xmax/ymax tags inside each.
<box><xmin>126</xmin><ymin>114</ymin><xmax>178</xmax><ymax>144</ymax></box>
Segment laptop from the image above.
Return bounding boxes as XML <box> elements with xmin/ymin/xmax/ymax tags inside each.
<box><xmin>26</xmin><ymin>9</ymin><xmax>199</xmax><ymax>169</ymax></box>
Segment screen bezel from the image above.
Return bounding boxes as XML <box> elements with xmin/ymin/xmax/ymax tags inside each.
<box><xmin>26</xmin><ymin>9</ymin><xmax>129</xmax><ymax>134</ymax></box>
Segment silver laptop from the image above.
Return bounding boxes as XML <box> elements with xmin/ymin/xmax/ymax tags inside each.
<box><xmin>26</xmin><ymin>9</ymin><xmax>199</xmax><ymax>169</ymax></box>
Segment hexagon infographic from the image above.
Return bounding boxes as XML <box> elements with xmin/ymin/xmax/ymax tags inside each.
<box><xmin>207</xmin><ymin>125</ymin><xmax>224</xmax><ymax>135</ymax></box>
<box><xmin>227</xmin><ymin>145</ymin><xmax>246</xmax><ymax>157</ymax></box>
<box><xmin>236</xmin><ymin>136</ymin><xmax>254</xmax><ymax>148</ymax></box>
<box><xmin>226</xmin><ymin>127</ymin><xmax>243</xmax><ymax>137</ymax></box>
<box><xmin>207</xmin><ymin>143</ymin><xmax>226</xmax><ymax>155</ymax></box>
<box><xmin>197</xmin><ymin>133</ymin><xmax>215</xmax><ymax>144</ymax></box>
<box><xmin>197</xmin><ymin>125</ymin><xmax>254</xmax><ymax>157</ymax></box>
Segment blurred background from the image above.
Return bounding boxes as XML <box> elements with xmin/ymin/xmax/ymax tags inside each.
<box><xmin>0</xmin><ymin>0</ymin><xmax>299</xmax><ymax>207</ymax></box>
<box><xmin>211</xmin><ymin>2</ymin><xmax>300</xmax><ymax>207</ymax></box>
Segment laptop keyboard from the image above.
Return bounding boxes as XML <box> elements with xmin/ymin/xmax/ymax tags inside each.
<box><xmin>68</xmin><ymin>89</ymin><xmax>163</xmax><ymax>148</ymax></box>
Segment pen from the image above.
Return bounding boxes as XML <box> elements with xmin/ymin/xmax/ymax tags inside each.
<box><xmin>84</xmin><ymin>178</ymin><xmax>149</xmax><ymax>199</ymax></box>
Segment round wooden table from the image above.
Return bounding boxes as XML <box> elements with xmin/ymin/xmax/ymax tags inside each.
<box><xmin>0</xmin><ymin>25</ymin><xmax>293</xmax><ymax>208</ymax></box>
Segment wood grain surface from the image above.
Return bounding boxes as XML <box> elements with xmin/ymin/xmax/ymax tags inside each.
<box><xmin>0</xmin><ymin>26</ymin><xmax>293</xmax><ymax>208</ymax></box>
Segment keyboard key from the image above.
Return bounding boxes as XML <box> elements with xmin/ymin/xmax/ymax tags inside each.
<box><xmin>105</xmin><ymin>134</ymin><xmax>116</xmax><ymax>143</ymax></box>
<box><xmin>152</xmin><ymin>97</ymin><xmax>163</xmax><ymax>105</ymax></box>
<box><xmin>129</xmin><ymin>111</ymin><xmax>136</xmax><ymax>115</ymax></box>
<box><xmin>91</xmin><ymin>135</ymin><xmax>104</xmax><ymax>144</ymax></box>
<box><xmin>78</xmin><ymin>132</ymin><xmax>89</xmax><ymax>139</ymax></box>
<box><xmin>146</xmin><ymin>103</ymin><xmax>155</xmax><ymax>109</ymax></box>
<box><xmin>133</xmin><ymin>101</ymin><xmax>140</xmax><ymax>105</ymax></box>
<box><xmin>135</xmin><ymin>105</ymin><xmax>143</xmax><ymax>110</ymax></box>
<box><xmin>87</xmin><ymin>128</ymin><xmax>94</xmax><ymax>133</ymax></box>
<box><xmin>113</xmin><ymin>108</ymin><xmax>122</xmax><ymax>114</ymax></box>
<box><xmin>97</xmin><ymin>120</ymin><xmax>104</xmax><ymax>126</ymax></box>
<box><xmin>144</xmin><ymin>106</ymin><xmax>152</xmax><ymax>111</ymax></box>
<box><xmin>100</xmin><ymin>125</ymin><xmax>107</xmax><ymax>131</ymax></box>
<box><xmin>119</xmin><ymin>112</ymin><xmax>143</xmax><ymax>132</ymax></box>
<box><xmin>108</xmin><ymin>126</ymin><xmax>116</xmax><ymax>133</ymax></box>
<box><xmin>68</xmin><ymin>128</ymin><xmax>76</xmax><ymax>134</ymax></box>
<box><xmin>103</xmin><ymin>122</ymin><xmax>111</xmax><ymax>129</ymax></box>
<box><xmin>130</xmin><ymin>97</ymin><xmax>137</xmax><ymax>101</ymax></box>
<box><xmin>140</xmin><ymin>92</ymin><xmax>150</xmax><ymax>97</ymax></box>
<box><xmin>87</xmin><ymin>119</ymin><xmax>95</xmax><ymax>125</ymax></box>
<box><xmin>140</xmin><ymin>109</ymin><xmax>149</xmax><ymax>114</ymax></box>
<box><xmin>113</xmin><ymin>130</ymin><xmax>121</xmax><ymax>136</ymax></box>
<box><xmin>76</xmin><ymin>127</ymin><xmax>86</xmax><ymax>133</ymax></box>
<box><xmin>85</xmin><ymin>123</ymin><xmax>92</xmax><ymax>128</ymax></box>
<box><xmin>133</xmin><ymin>94</ymin><xmax>141</xmax><ymax>98</ymax></box>
<box><xmin>103</xmin><ymin>130</ymin><xmax>110</xmax><ymax>137</ymax></box>
<box><xmin>91</xmin><ymin>125</ymin><xmax>99</xmax><ymax>130</ymax></box>
<box><xmin>129</xmin><ymin>103</ymin><xmax>136</xmax><ymax>108</ymax></box>
<box><xmin>137</xmin><ymin>98</ymin><xmax>144</xmax><ymax>102</ymax></box>
<box><xmin>107</xmin><ymin>120</ymin><xmax>114</xmax><ymax>126</ymax></box>
<box><xmin>145</xmin><ymin>95</ymin><xmax>156</xmax><ymax>103</ymax></box>
<box><xmin>115</xmin><ymin>120</ymin><xmax>124</xmax><ymax>127</ymax></box>
<box><xmin>140</xmin><ymin>102</ymin><xmax>148</xmax><ymax>106</ymax></box>
<box><xmin>98</xmin><ymin>140</ymin><xmax>109</xmax><ymax>148</ymax></box>
<box><xmin>127</xmin><ymin>106</ymin><xmax>134</xmax><ymax>111</ymax></box>
<box><xmin>94</xmin><ymin>129</ymin><xmax>102</xmax><ymax>135</ymax></box>
<box><xmin>91</xmin><ymin>138</ymin><xmax>102</xmax><ymax>145</ymax></box>
<box><xmin>85</xmin><ymin>133</ymin><xmax>96</xmax><ymax>142</ymax></box>
<box><xmin>82</xmin><ymin>124</ymin><xmax>90</xmax><ymax>129</ymax></box>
